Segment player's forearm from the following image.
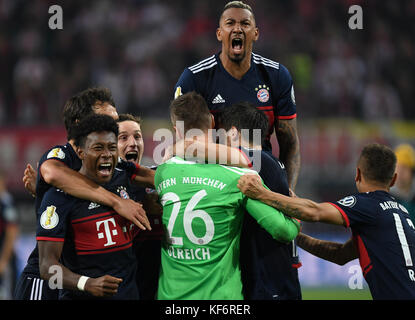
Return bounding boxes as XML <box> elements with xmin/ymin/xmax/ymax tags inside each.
<box><xmin>296</xmin><ymin>233</ymin><xmax>357</xmax><ymax>265</ymax></box>
<box><xmin>276</xmin><ymin>119</ymin><xmax>300</xmax><ymax>190</ymax></box>
<box><xmin>179</xmin><ymin>140</ymin><xmax>251</xmax><ymax>168</ymax></box>
<box><xmin>257</xmin><ymin>189</ymin><xmax>320</xmax><ymax>222</ymax></box>
<box><xmin>42</xmin><ymin>161</ymin><xmax>121</xmax><ymax>208</ymax></box>
<box><xmin>133</xmin><ymin>165</ymin><xmax>155</xmax><ymax>188</ymax></box>
<box><xmin>39</xmin><ymin>257</ymin><xmax>83</xmax><ymax>291</ymax></box>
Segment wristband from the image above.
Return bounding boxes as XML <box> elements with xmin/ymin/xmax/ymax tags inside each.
<box><xmin>77</xmin><ymin>276</ymin><xmax>90</xmax><ymax>291</ymax></box>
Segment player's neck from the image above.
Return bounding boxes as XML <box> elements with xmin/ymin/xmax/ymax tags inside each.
<box><xmin>358</xmin><ymin>182</ymin><xmax>390</xmax><ymax>194</ymax></box>
<box><xmin>219</xmin><ymin>52</ymin><xmax>251</xmax><ymax>80</ymax></box>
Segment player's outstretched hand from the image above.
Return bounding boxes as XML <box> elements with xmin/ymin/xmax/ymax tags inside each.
<box><xmin>237</xmin><ymin>174</ymin><xmax>265</xmax><ymax>199</ymax></box>
<box><xmin>22</xmin><ymin>163</ymin><xmax>37</xmax><ymax>198</ymax></box>
<box><xmin>85</xmin><ymin>275</ymin><xmax>123</xmax><ymax>297</ymax></box>
<box><xmin>113</xmin><ymin>198</ymin><xmax>151</xmax><ymax>231</ymax></box>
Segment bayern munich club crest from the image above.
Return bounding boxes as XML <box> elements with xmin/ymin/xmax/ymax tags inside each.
<box><xmin>117</xmin><ymin>186</ymin><xmax>130</xmax><ymax>199</ymax></box>
<box><xmin>255</xmin><ymin>85</ymin><xmax>270</xmax><ymax>103</ymax></box>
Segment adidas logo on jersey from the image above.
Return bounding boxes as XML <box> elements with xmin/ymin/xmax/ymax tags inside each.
<box><xmin>212</xmin><ymin>94</ymin><xmax>225</xmax><ymax>104</ymax></box>
<box><xmin>88</xmin><ymin>202</ymin><xmax>101</xmax><ymax>210</ymax></box>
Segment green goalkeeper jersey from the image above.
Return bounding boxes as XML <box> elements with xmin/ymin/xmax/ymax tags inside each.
<box><xmin>155</xmin><ymin>157</ymin><xmax>300</xmax><ymax>300</ymax></box>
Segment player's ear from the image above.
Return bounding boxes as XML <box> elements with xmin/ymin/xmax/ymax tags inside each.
<box><xmin>210</xmin><ymin>114</ymin><xmax>215</xmax><ymax>129</ymax></box>
<box><xmin>76</xmin><ymin>146</ymin><xmax>85</xmax><ymax>161</ymax></box>
<box><xmin>253</xmin><ymin>27</ymin><xmax>259</xmax><ymax>41</ymax></box>
<box><xmin>389</xmin><ymin>172</ymin><xmax>397</xmax><ymax>188</ymax></box>
<box><xmin>216</xmin><ymin>27</ymin><xmax>222</xmax><ymax>42</ymax></box>
<box><xmin>355</xmin><ymin>167</ymin><xmax>361</xmax><ymax>182</ymax></box>
<box><xmin>230</xmin><ymin>126</ymin><xmax>239</xmax><ymax>142</ymax></box>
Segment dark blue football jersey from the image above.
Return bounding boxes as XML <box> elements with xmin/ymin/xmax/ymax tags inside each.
<box><xmin>174</xmin><ymin>52</ymin><xmax>297</xmax><ymax>152</ymax></box>
<box><xmin>329</xmin><ymin>191</ymin><xmax>415</xmax><ymax>300</ymax></box>
<box><xmin>22</xmin><ymin>143</ymin><xmax>82</xmax><ymax>276</ymax></box>
<box><xmin>36</xmin><ymin>168</ymin><xmax>139</xmax><ymax>300</ymax></box>
<box><xmin>239</xmin><ymin>147</ymin><xmax>301</xmax><ymax>300</ymax></box>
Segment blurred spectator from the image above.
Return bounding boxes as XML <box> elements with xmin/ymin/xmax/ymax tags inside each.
<box><xmin>391</xmin><ymin>144</ymin><xmax>415</xmax><ymax>223</ymax></box>
<box><xmin>0</xmin><ymin>171</ymin><xmax>19</xmax><ymax>299</ymax></box>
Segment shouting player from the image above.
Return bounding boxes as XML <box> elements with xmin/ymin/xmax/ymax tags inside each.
<box><xmin>37</xmin><ymin>114</ymin><xmax>140</xmax><ymax>299</ymax></box>
<box><xmin>238</xmin><ymin>143</ymin><xmax>415</xmax><ymax>300</ymax></box>
<box><xmin>156</xmin><ymin>92</ymin><xmax>300</xmax><ymax>300</ymax></box>
<box><xmin>174</xmin><ymin>1</ymin><xmax>300</xmax><ymax>190</ymax></box>
<box><xmin>15</xmin><ymin>88</ymin><xmax>150</xmax><ymax>300</ymax></box>
<box><xmin>117</xmin><ymin>114</ymin><xmax>163</xmax><ymax>300</ymax></box>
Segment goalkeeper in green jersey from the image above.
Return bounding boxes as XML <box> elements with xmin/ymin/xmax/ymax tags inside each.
<box><xmin>156</xmin><ymin>92</ymin><xmax>300</xmax><ymax>300</ymax></box>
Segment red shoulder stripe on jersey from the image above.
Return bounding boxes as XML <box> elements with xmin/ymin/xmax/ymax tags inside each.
<box><xmin>72</xmin><ymin>211</ymin><xmax>115</xmax><ymax>224</ymax></box>
<box><xmin>256</xmin><ymin>106</ymin><xmax>274</xmax><ymax>110</ymax></box>
<box><xmin>131</xmin><ymin>163</ymin><xmax>141</xmax><ymax>181</ymax></box>
<box><xmin>278</xmin><ymin>114</ymin><xmax>297</xmax><ymax>120</ymax></box>
<box><xmin>327</xmin><ymin>202</ymin><xmax>350</xmax><ymax>228</ymax></box>
<box><xmin>352</xmin><ymin>233</ymin><xmax>372</xmax><ymax>277</ymax></box>
<box><xmin>36</xmin><ymin>236</ymin><xmax>65</xmax><ymax>242</ymax></box>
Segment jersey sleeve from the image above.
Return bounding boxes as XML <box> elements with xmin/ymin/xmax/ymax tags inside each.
<box><xmin>117</xmin><ymin>158</ymin><xmax>140</xmax><ymax>180</ymax></box>
<box><xmin>327</xmin><ymin>195</ymin><xmax>376</xmax><ymax>228</ymax></box>
<box><xmin>174</xmin><ymin>68</ymin><xmax>197</xmax><ymax>99</ymax></box>
<box><xmin>38</xmin><ymin>145</ymin><xmax>74</xmax><ymax>180</ymax></box>
<box><xmin>273</xmin><ymin>64</ymin><xmax>296</xmax><ymax>121</ymax></box>
<box><xmin>36</xmin><ymin>189</ymin><xmax>72</xmax><ymax>242</ymax></box>
<box><xmin>244</xmin><ymin>197</ymin><xmax>300</xmax><ymax>243</ymax></box>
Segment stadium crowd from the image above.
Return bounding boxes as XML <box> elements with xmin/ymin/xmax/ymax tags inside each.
<box><xmin>0</xmin><ymin>0</ymin><xmax>414</xmax><ymax>126</ymax></box>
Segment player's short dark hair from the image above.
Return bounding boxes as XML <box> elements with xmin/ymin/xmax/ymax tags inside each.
<box><xmin>358</xmin><ymin>143</ymin><xmax>397</xmax><ymax>185</ymax></box>
<box><xmin>216</xmin><ymin>102</ymin><xmax>268</xmax><ymax>144</ymax></box>
<box><xmin>72</xmin><ymin>114</ymin><xmax>119</xmax><ymax>148</ymax></box>
<box><xmin>170</xmin><ymin>92</ymin><xmax>212</xmax><ymax>133</ymax></box>
<box><xmin>221</xmin><ymin>1</ymin><xmax>255</xmax><ymax>22</ymax></box>
<box><xmin>63</xmin><ymin>87</ymin><xmax>116</xmax><ymax>141</ymax></box>
<box><xmin>117</xmin><ymin>113</ymin><xmax>142</xmax><ymax>125</ymax></box>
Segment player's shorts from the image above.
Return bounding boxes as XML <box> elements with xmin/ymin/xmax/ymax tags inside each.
<box><xmin>14</xmin><ymin>272</ymin><xmax>59</xmax><ymax>300</ymax></box>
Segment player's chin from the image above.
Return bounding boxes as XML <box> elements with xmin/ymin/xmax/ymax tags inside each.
<box><xmin>228</xmin><ymin>51</ymin><xmax>245</xmax><ymax>63</ymax></box>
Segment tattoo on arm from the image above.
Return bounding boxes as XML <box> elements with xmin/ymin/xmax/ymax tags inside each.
<box><xmin>269</xmin><ymin>199</ymin><xmax>303</xmax><ymax>220</ymax></box>
<box><xmin>276</xmin><ymin>119</ymin><xmax>300</xmax><ymax>190</ymax></box>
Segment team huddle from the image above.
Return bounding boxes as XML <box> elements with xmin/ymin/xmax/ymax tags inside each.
<box><xmin>14</xmin><ymin>1</ymin><xmax>415</xmax><ymax>300</ymax></box>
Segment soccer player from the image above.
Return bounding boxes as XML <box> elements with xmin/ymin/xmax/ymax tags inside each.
<box><xmin>216</xmin><ymin>102</ymin><xmax>301</xmax><ymax>300</ymax></box>
<box><xmin>37</xmin><ymin>114</ymin><xmax>140</xmax><ymax>299</ymax></box>
<box><xmin>117</xmin><ymin>114</ymin><xmax>163</xmax><ymax>300</ymax></box>
<box><xmin>15</xmin><ymin>88</ymin><xmax>150</xmax><ymax>300</ymax></box>
<box><xmin>174</xmin><ymin>1</ymin><xmax>300</xmax><ymax>190</ymax></box>
<box><xmin>156</xmin><ymin>92</ymin><xmax>300</xmax><ymax>300</ymax></box>
<box><xmin>237</xmin><ymin>143</ymin><xmax>415</xmax><ymax>300</ymax></box>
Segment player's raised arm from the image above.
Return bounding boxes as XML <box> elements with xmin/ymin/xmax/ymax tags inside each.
<box><xmin>296</xmin><ymin>233</ymin><xmax>358</xmax><ymax>265</ymax></box>
<box><xmin>276</xmin><ymin>117</ymin><xmax>300</xmax><ymax>191</ymax></box>
<box><xmin>237</xmin><ymin>174</ymin><xmax>346</xmax><ymax>226</ymax></box>
<box><xmin>40</xmin><ymin>159</ymin><xmax>150</xmax><ymax>230</ymax></box>
<box><xmin>168</xmin><ymin>139</ymin><xmax>252</xmax><ymax>168</ymax></box>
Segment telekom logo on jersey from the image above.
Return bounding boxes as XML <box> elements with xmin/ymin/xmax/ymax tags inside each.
<box><xmin>96</xmin><ymin>218</ymin><xmax>118</xmax><ymax>247</ymax></box>
<box><xmin>71</xmin><ymin>213</ymin><xmax>135</xmax><ymax>253</ymax></box>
